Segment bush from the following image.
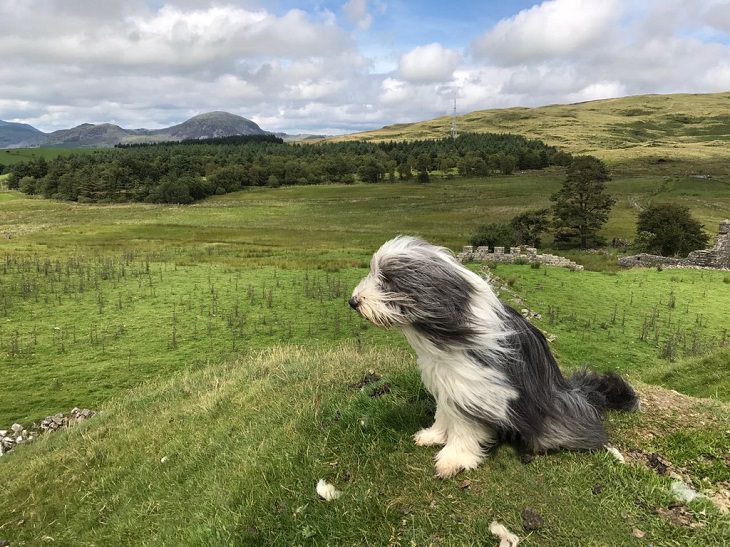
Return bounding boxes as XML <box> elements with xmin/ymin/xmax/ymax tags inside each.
<box><xmin>636</xmin><ymin>204</ymin><xmax>709</xmax><ymax>256</ymax></box>
<box><xmin>469</xmin><ymin>223</ymin><xmax>517</xmax><ymax>249</ymax></box>
<box><xmin>511</xmin><ymin>209</ymin><xmax>550</xmax><ymax>247</ymax></box>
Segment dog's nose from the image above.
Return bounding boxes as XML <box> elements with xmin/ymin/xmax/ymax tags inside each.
<box><xmin>348</xmin><ymin>296</ymin><xmax>359</xmax><ymax>309</ymax></box>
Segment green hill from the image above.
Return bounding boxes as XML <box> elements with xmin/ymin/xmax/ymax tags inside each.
<box><xmin>1</xmin><ymin>345</ymin><xmax>728</xmax><ymax>545</ymax></box>
<box><xmin>333</xmin><ymin>92</ymin><xmax>730</xmax><ymax>168</ymax></box>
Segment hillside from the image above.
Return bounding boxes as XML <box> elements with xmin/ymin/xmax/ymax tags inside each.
<box><xmin>1</xmin><ymin>345</ymin><xmax>727</xmax><ymax>545</ymax></box>
<box><xmin>332</xmin><ymin>92</ymin><xmax>730</xmax><ymax>167</ymax></box>
<box><xmin>0</xmin><ymin>120</ymin><xmax>46</xmax><ymax>149</ymax></box>
<box><xmin>45</xmin><ymin>122</ymin><xmax>135</xmax><ymax>148</ymax></box>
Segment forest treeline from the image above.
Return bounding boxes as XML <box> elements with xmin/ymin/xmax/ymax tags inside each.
<box><xmin>6</xmin><ymin>133</ymin><xmax>572</xmax><ymax>203</ymax></box>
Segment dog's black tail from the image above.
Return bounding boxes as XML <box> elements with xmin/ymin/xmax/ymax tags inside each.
<box><xmin>568</xmin><ymin>369</ymin><xmax>640</xmax><ymax>413</ymax></box>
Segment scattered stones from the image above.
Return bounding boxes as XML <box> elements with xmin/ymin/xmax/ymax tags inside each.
<box><xmin>632</xmin><ymin>528</ymin><xmax>646</xmax><ymax>539</ymax></box>
<box><xmin>0</xmin><ymin>407</ymin><xmax>96</xmax><ymax>458</ymax></box>
<box><xmin>521</xmin><ymin>507</ymin><xmax>544</xmax><ymax>531</ymax></box>
<box><xmin>459</xmin><ymin>245</ymin><xmax>583</xmax><ymax>270</ymax></box>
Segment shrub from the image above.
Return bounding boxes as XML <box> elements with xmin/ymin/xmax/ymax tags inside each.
<box><xmin>469</xmin><ymin>223</ymin><xmax>517</xmax><ymax>249</ymax></box>
<box><xmin>636</xmin><ymin>204</ymin><xmax>709</xmax><ymax>256</ymax></box>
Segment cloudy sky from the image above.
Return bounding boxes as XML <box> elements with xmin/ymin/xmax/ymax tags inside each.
<box><xmin>1</xmin><ymin>0</ymin><xmax>730</xmax><ymax>134</ymax></box>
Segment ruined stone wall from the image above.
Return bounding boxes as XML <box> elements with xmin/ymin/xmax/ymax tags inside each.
<box><xmin>458</xmin><ymin>245</ymin><xmax>583</xmax><ymax>270</ymax></box>
<box><xmin>618</xmin><ymin>220</ymin><xmax>730</xmax><ymax>269</ymax></box>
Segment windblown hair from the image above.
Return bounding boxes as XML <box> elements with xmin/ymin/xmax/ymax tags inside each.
<box><xmin>350</xmin><ymin>236</ymin><xmax>639</xmax><ymax>478</ymax></box>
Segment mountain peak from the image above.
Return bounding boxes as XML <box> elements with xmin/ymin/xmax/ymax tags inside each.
<box><xmin>160</xmin><ymin>112</ymin><xmax>266</xmax><ymax>140</ymax></box>
<box><xmin>0</xmin><ymin>111</ymin><xmax>269</xmax><ymax>148</ymax></box>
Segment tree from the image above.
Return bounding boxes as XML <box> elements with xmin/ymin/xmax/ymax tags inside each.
<box><xmin>635</xmin><ymin>204</ymin><xmax>709</xmax><ymax>256</ymax></box>
<box><xmin>416</xmin><ymin>154</ymin><xmax>430</xmax><ymax>183</ymax></box>
<box><xmin>469</xmin><ymin>223</ymin><xmax>517</xmax><ymax>249</ymax></box>
<box><xmin>551</xmin><ymin>156</ymin><xmax>616</xmax><ymax>248</ymax></box>
<box><xmin>358</xmin><ymin>157</ymin><xmax>385</xmax><ymax>183</ymax></box>
<box><xmin>511</xmin><ymin>209</ymin><xmax>550</xmax><ymax>247</ymax></box>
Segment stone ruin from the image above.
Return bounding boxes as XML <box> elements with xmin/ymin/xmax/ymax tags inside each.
<box><xmin>0</xmin><ymin>407</ymin><xmax>96</xmax><ymax>457</ymax></box>
<box><xmin>457</xmin><ymin>245</ymin><xmax>583</xmax><ymax>270</ymax></box>
<box><xmin>618</xmin><ymin>220</ymin><xmax>730</xmax><ymax>269</ymax></box>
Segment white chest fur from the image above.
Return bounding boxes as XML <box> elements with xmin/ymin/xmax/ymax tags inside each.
<box><xmin>402</xmin><ymin>327</ymin><xmax>517</xmax><ymax>424</ymax></box>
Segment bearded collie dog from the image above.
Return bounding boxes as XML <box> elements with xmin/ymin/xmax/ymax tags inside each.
<box><xmin>349</xmin><ymin>236</ymin><xmax>638</xmax><ymax>478</ymax></box>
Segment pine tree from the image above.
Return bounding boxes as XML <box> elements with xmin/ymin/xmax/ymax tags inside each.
<box><xmin>551</xmin><ymin>156</ymin><xmax>616</xmax><ymax>248</ymax></box>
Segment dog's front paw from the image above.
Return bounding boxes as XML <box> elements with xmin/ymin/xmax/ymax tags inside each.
<box><xmin>413</xmin><ymin>427</ymin><xmax>447</xmax><ymax>447</ymax></box>
<box><xmin>434</xmin><ymin>446</ymin><xmax>482</xmax><ymax>479</ymax></box>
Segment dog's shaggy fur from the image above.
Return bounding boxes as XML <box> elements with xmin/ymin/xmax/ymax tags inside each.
<box><xmin>350</xmin><ymin>236</ymin><xmax>639</xmax><ymax>478</ymax></box>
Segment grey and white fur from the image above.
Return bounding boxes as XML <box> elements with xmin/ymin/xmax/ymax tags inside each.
<box><xmin>349</xmin><ymin>236</ymin><xmax>639</xmax><ymax>479</ymax></box>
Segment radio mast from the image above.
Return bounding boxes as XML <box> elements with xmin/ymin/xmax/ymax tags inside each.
<box><xmin>450</xmin><ymin>97</ymin><xmax>458</xmax><ymax>140</ymax></box>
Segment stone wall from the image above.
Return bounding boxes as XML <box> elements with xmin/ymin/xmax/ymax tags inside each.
<box><xmin>618</xmin><ymin>220</ymin><xmax>730</xmax><ymax>270</ymax></box>
<box><xmin>458</xmin><ymin>245</ymin><xmax>583</xmax><ymax>270</ymax></box>
<box><xmin>0</xmin><ymin>407</ymin><xmax>95</xmax><ymax>457</ymax></box>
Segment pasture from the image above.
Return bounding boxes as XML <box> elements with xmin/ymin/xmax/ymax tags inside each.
<box><xmin>0</xmin><ymin>147</ymin><xmax>97</xmax><ymax>167</ymax></box>
<box><xmin>0</xmin><ymin>172</ymin><xmax>728</xmax><ymax>545</ymax></box>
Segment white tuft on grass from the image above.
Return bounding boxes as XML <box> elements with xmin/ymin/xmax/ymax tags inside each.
<box><xmin>489</xmin><ymin>521</ymin><xmax>520</xmax><ymax>547</ymax></box>
<box><xmin>605</xmin><ymin>445</ymin><xmax>625</xmax><ymax>463</ymax></box>
<box><xmin>671</xmin><ymin>480</ymin><xmax>701</xmax><ymax>503</ymax></box>
<box><xmin>316</xmin><ymin>479</ymin><xmax>342</xmax><ymax>501</ymax></box>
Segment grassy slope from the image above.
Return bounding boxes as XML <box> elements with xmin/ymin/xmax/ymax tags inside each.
<box><xmin>2</xmin><ymin>172</ymin><xmax>729</xmax><ymax>258</ymax></box>
<box><xmin>0</xmin><ymin>147</ymin><xmax>98</xmax><ymax>166</ymax></box>
<box><xmin>331</xmin><ymin>92</ymin><xmax>730</xmax><ymax>170</ymax></box>
<box><xmin>1</xmin><ymin>175</ymin><xmax>729</xmax><ymax>424</ymax></box>
<box><xmin>1</xmin><ymin>345</ymin><xmax>727</xmax><ymax>546</ymax></box>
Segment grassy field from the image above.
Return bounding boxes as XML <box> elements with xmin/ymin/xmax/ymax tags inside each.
<box><xmin>0</xmin><ymin>346</ymin><xmax>727</xmax><ymax>546</ymax></box>
<box><xmin>0</xmin><ymin>170</ymin><xmax>729</xmax><ymax>545</ymax></box>
<box><xmin>0</xmin><ymin>147</ymin><xmax>98</xmax><ymax>167</ymax></box>
<box><xmin>2</xmin><ymin>171</ymin><xmax>729</xmax><ymax>257</ymax></box>
<box><xmin>332</xmin><ymin>92</ymin><xmax>730</xmax><ymax>172</ymax></box>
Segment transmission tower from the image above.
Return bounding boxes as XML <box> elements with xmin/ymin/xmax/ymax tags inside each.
<box><xmin>450</xmin><ymin>97</ymin><xmax>458</xmax><ymax>140</ymax></box>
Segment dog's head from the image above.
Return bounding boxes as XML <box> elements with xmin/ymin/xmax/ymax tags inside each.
<box><xmin>349</xmin><ymin>236</ymin><xmax>476</xmax><ymax>331</ymax></box>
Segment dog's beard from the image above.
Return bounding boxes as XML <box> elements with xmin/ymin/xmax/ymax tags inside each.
<box><xmin>354</xmin><ymin>291</ymin><xmax>410</xmax><ymax>328</ymax></box>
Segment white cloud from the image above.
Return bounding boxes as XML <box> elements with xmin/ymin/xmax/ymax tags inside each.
<box><xmin>472</xmin><ymin>0</ymin><xmax>623</xmax><ymax>65</ymax></box>
<box><xmin>565</xmin><ymin>81</ymin><xmax>628</xmax><ymax>103</ymax></box>
<box><xmin>1</xmin><ymin>0</ymin><xmax>730</xmax><ymax>136</ymax></box>
<box><xmin>342</xmin><ymin>0</ymin><xmax>373</xmax><ymax>30</ymax></box>
<box><xmin>399</xmin><ymin>43</ymin><xmax>461</xmax><ymax>82</ymax></box>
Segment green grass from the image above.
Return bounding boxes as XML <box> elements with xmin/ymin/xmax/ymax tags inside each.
<box><xmin>1</xmin><ymin>172</ymin><xmax>729</xmax><ymax>258</ymax></box>
<box><xmin>488</xmin><ymin>265</ymin><xmax>730</xmax><ymax>400</ymax></box>
<box><xmin>0</xmin><ymin>346</ymin><xmax>727</xmax><ymax>546</ymax></box>
<box><xmin>0</xmin><ymin>255</ymin><xmax>400</xmax><ymax>424</ymax></box>
<box><xmin>0</xmin><ymin>171</ymin><xmax>728</xmax><ymax>545</ymax></box>
<box><xmin>0</xmin><ymin>147</ymin><xmax>98</xmax><ymax>166</ymax></box>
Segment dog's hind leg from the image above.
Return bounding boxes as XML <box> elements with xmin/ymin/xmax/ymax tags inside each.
<box><xmin>433</xmin><ymin>406</ymin><xmax>495</xmax><ymax>479</ymax></box>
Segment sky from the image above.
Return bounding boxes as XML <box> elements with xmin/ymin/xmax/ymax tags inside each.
<box><xmin>1</xmin><ymin>0</ymin><xmax>730</xmax><ymax>135</ymax></box>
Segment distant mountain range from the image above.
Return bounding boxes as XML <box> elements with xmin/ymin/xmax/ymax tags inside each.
<box><xmin>0</xmin><ymin>112</ymin><xmax>326</xmax><ymax>149</ymax></box>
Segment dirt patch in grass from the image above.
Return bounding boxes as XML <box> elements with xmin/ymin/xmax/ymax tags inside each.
<box><xmin>631</xmin><ymin>384</ymin><xmax>729</xmax><ymax>437</ymax></box>
<box><xmin>614</xmin><ymin>384</ymin><xmax>730</xmax><ymax>514</ymax></box>
<box><xmin>655</xmin><ymin>503</ymin><xmax>704</xmax><ymax>528</ymax></box>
